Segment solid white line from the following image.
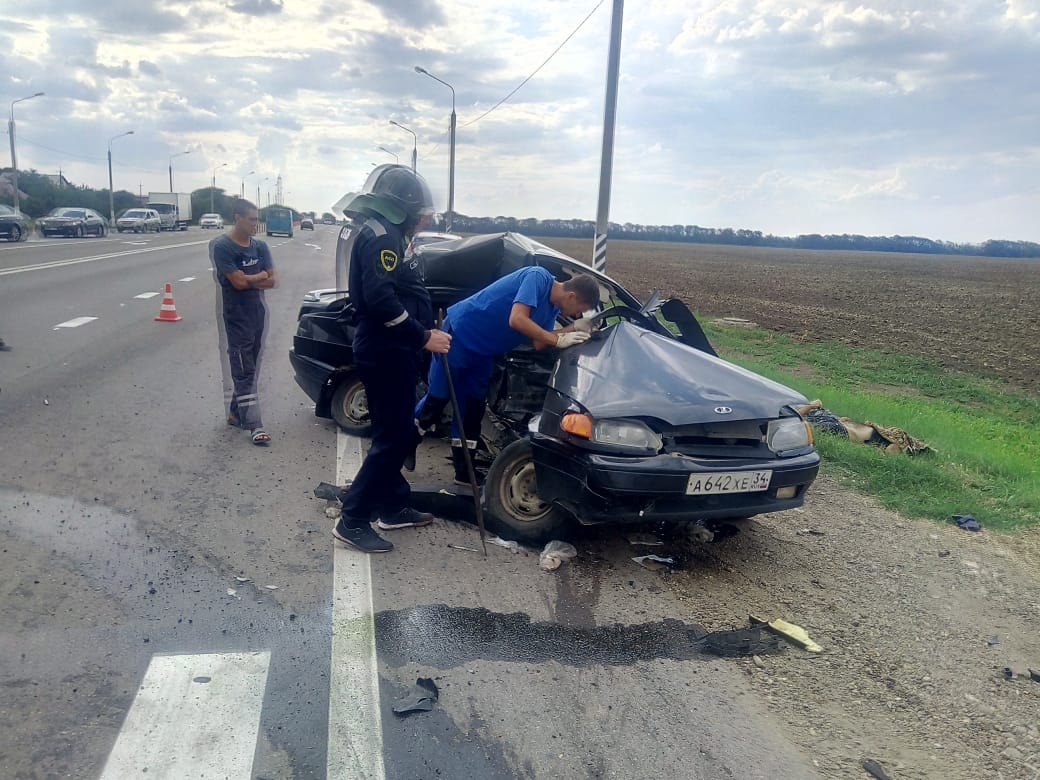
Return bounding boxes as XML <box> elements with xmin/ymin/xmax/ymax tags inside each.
<box><xmin>99</xmin><ymin>651</ymin><xmax>270</xmax><ymax>780</ymax></box>
<box><xmin>327</xmin><ymin>433</ymin><xmax>385</xmax><ymax>779</ymax></box>
<box><xmin>134</xmin><ymin>291</ymin><xmax>160</xmax><ymax>299</ymax></box>
<box><xmin>0</xmin><ymin>239</ymin><xmax>211</xmax><ymax>277</ymax></box>
<box><xmin>178</xmin><ymin>276</ymin><xmax>196</xmax><ymax>282</ymax></box>
<box><xmin>53</xmin><ymin>316</ymin><xmax>98</xmax><ymax>329</ymax></box>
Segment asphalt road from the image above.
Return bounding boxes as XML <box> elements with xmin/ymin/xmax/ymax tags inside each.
<box><xmin>0</xmin><ymin>227</ymin><xmax>819</xmax><ymax>779</ymax></box>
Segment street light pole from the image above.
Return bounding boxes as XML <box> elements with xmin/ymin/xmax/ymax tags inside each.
<box><xmin>8</xmin><ymin>92</ymin><xmax>45</xmax><ymax>214</ymax></box>
<box><xmin>378</xmin><ymin>146</ymin><xmax>399</xmax><ymax>164</ymax></box>
<box><xmin>414</xmin><ymin>66</ymin><xmax>455</xmax><ymax>231</ymax></box>
<box><xmin>108</xmin><ymin>130</ymin><xmax>135</xmax><ymax>225</ymax></box>
<box><xmin>211</xmin><ymin>162</ymin><xmax>227</xmax><ymax>213</ymax></box>
<box><xmin>241</xmin><ymin>170</ymin><xmax>255</xmax><ymax>199</ymax></box>
<box><xmin>258</xmin><ymin>176</ymin><xmax>268</xmax><ymax>208</ymax></box>
<box><xmin>389</xmin><ymin>120</ymin><xmax>418</xmax><ymax>173</ymax></box>
<box><xmin>168</xmin><ymin>149</ymin><xmax>191</xmax><ymax>191</ymax></box>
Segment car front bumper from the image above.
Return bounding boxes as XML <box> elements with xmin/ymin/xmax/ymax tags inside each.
<box><xmin>530</xmin><ymin>434</ymin><xmax>820</xmax><ymax>525</ymax></box>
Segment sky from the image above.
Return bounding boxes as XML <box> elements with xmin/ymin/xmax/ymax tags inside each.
<box><xmin>2</xmin><ymin>0</ymin><xmax>1038</xmax><ymax>244</ymax></box>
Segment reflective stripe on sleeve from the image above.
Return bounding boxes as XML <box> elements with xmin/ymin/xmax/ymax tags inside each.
<box><xmin>384</xmin><ymin>312</ymin><xmax>409</xmax><ymax>327</ymax></box>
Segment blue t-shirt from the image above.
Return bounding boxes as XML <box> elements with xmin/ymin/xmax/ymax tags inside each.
<box><xmin>211</xmin><ymin>235</ymin><xmax>274</xmax><ymax>303</ymax></box>
<box><xmin>447</xmin><ymin>266</ymin><xmax>559</xmax><ymax>356</ymax></box>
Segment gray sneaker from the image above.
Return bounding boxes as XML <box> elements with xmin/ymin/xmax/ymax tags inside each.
<box><xmin>333</xmin><ymin>519</ymin><xmax>393</xmax><ymax>553</ymax></box>
<box><xmin>376</xmin><ymin>507</ymin><xmax>435</xmax><ymax>530</ymax></box>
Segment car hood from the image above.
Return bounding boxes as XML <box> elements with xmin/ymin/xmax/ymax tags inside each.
<box><xmin>42</xmin><ymin>216</ymin><xmax>79</xmax><ymax>223</ymax></box>
<box><xmin>550</xmin><ymin>321</ymin><xmax>807</xmax><ymax>425</ymax></box>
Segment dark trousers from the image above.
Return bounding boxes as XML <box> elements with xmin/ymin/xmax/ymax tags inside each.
<box><xmin>340</xmin><ymin>351</ymin><xmax>420</xmax><ymax>525</ymax></box>
<box><xmin>224</xmin><ymin>299</ymin><xmax>266</xmax><ymax>429</ymax></box>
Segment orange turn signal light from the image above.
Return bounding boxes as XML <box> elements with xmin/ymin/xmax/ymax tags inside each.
<box><xmin>561</xmin><ymin>412</ymin><xmax>593</xmax><ymax>439</ymax></box>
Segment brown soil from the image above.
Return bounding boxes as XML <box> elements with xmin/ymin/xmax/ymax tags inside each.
<box><xmin>542</xmin><ymin>239</ymin><xmax>1040</xmax><ymax>392</ymax></box>
<box><xmin>539</xmin><ymin>237</ymin><xmax>1040</xmax><ymax>778</ymax></box>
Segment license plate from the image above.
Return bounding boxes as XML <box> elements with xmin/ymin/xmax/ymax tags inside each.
<box><xmin>686</xmin><ymin>470</ymin><xmax>772</xmax><ymax>495</ymax></box>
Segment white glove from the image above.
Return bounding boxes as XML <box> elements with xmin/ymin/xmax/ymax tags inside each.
<box><xmin>572</xmin><ymin>317</ymin><xmax>598</xmax><ymax>334</ymax></box>
<box><xmin>556</xmin><ymin>331</ymin><xmax>591</xmax><ymax>348</ymax></box>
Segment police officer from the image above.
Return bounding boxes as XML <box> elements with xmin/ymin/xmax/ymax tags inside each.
<box><xmin>332</xmin><ymin>165</ymin><xmax>451</xmax><ymax>553</ymax></box>
<box><xmin>211</xmin><ymin>198</ymin><xmax>276</xmax><ymax>445</ymax></box>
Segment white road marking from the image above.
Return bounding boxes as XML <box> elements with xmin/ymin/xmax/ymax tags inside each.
<box><xmin>53</xmin><ymin>316</ymin><xmax>98</xmax><ymax>329</ymax></box>
<box><xmin>0</xmin><ymin>239</ymin><xmax>211</xmax><ymax>277</ymax></box>
<box><xmin>124</xmin><ymin>241</ymin><xmax>148</xmax><ymax>246</ymax></box>
<box><xmin>134</xmin><ymin>291</ymin><xmax>160</xmax><ymax>299</ymax></box>
<box><xmin>327</xmin><ymin>433</ymin><xmax>385</xmax><ymax>779</ymax></box>
<box><xmin>178</xmin><ymin>276</ymin><xmax>196</xmax><ymax>282</ymax></box>
<box><xmin>98</xmin><ymin>651</ymin><xmax>270</xmax><ymax>780</ymax></box>
<box><xmin>305</xmin><ymin>243</ymin><xmax>321</xmax><ymax>249</ymax></box>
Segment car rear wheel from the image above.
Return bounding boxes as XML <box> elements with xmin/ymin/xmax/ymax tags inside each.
<box><xmin>9</xmin><ymin>225</ymin><xmax>22</xmax><ymax>242</ymax></box>
<box><xmin>75</xmin><ymin>225</ymin><xmax>84</xmax><ymax>238</ymax></box>
<box><xmin>483</xmin><ymin>438</ymin><xmax>570</xmax><ymax>544</ymax></box>
<box><xmin>330</xmin><ymin>374</ymin><xmax>372</xmax><ymax>436</ymax></box>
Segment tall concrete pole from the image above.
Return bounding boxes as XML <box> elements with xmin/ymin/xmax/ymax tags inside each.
<box><xmin>593</xmin><ymin>0</ymin><xmax>624</xmax><ymax>272</ymax></box>
<box><xmin>9</xmin><ymin>92</ymin><xmax>44</xmax><ymax>214</ymax></box>
<box><xmin>415</xmin><ymin>67</ymin><xmax>456</xmax><ymax>230</ymax></box>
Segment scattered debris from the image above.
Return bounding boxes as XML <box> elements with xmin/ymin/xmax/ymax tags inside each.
<box><xmin>1003</xmin><ymin>665</ymin><xmax>1040</xmax><ymax>682</ymax></box>
<box><xmin>625</xmin><ymin>532</ymin><xmax>664</xmax><ymax>547</ymax></box>
<box><xmin>951</xmin><ymin>514</ymin><xmax>982</xmax><ymax>532</ymax></box>
<box><xmin>750</xmin><ymin>615</ymin><xmax>823</xmax><ymax>653</ymax></box>
<box><xmin>392</xmin><ymin>677</ymin><xmax>439</xmax><ymax>716</ymax></box>
<box><xmin>752</xmin><ymin>655</ymin><xmax>766</xmax><ymax>670</ymax></box>
<box><xmin>697</xmin><ymin>626</ymin><xmax>783</xmax><ymax>657</ymax></box>
<box><xmin>43</xmin><ymin>398</ymin><xmax>50</xmax><ymax>406</ymax></box>
<box><xmin>987</xmin><ymin>635</ymin><xmax>1000</xmax><ymax>647</ymax></box>
<box><xmin>235</xmin><ymin>576</ymin><xmax>250</xmax><ymax>583</ymax></box>
<box><xmin>632</xmin><ymin>554</ymin><xmax>678</xmax><ymax>571</ymax></box>
<box><xmin>264</xmin><ymin>584</ymin><xmax>279</xmax><ymax>590</ymax></box>
<box><xmin>226</xmin><ymin>588</ymin><xmax>239</xmax><ymax>598</ymax></box>
<box><xmin>448</xmin><ymin>544</ymin><xmax>480</xmax><ymax>553</ymax></box>
<box><xmin>486</xmin><ymin>535</ymin><xmax>522</xmax><ymax>553</ymax></box>
<box><xmin>796</xmin><ymin>528</ymin><xmax>826</xmax><ymax>536</ymax></box>
<box><xmin>325</xmin><ymin>506</ymin><xmax>340</xmax><ymax>519</ymax></box>
<box><xmin>938</xmin><ymin>550</ymin><xmax>951</xmax><ymax>557</ymax></box>
<box><xmin>687</xmin><ymin>523</ymin><xmax>715</xmax><ymax>543</ymax></box>
<box><xmin>861</xmin><ymin>758</ymin><xmax>894</xmax><ymax>780</ymax></box>
<box><xmin>313</xmin><ymin>481</ymin><xmax>344</xmax><ymax>501</ymax></box>
<box><xmin>539</xmin><ymin>541</ymin><xmax>578</xmax><ymax>571</ymax></box>
<box><xmin>192</xmin><ymin>676</ymin><xmax>211</xmax><ymax>684</ymax></box>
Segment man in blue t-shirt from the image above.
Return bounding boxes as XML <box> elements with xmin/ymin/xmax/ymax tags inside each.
<box><xmin>414</xmin><ymin>266</ymin><xmax>600</xmax><ymax>484</ymax></box>
<box><xmin>211</xmin><ymin>199</ymin><xmax>276</xmax><ymax>445</ymax></box>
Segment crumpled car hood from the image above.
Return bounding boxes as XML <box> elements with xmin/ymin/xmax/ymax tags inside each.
<box><xmin>550</xmin><ymin>321</ymin><xmax>807</xmax><ymax>425</ymax></box>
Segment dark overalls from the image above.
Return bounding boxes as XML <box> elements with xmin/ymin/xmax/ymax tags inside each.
<box><xmin>340</xmin><ymin>216</ymin><xmax>433</xmax><ymax>526</ymax></box>
<box><xmin>211</xmin><ymin>235</ymin><xmax>273</xmax><ymax>430</ymax></box>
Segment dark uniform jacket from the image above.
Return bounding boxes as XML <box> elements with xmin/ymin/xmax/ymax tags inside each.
<box><xmin>348</xmin><ymin>215</ymin><xmax>433</xmax><ymax>358</ymax></box>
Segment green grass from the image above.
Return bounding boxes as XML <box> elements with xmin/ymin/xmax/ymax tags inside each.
<box><xmin>699</xmin><ymin>319</ymin><xmax>1040</xmax><ymax>533</ymax></box>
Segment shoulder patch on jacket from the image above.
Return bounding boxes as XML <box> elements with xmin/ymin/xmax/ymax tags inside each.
<box><xmin>380</xmin><ymin>249</ymin><xmax>398</xmax><ymax>272</ymax></box>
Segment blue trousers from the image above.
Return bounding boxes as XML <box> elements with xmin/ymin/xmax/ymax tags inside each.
<box><xmin>415</xmin><ymin>340</ymin><xmax>493</xmax><ymax>443</ymax></box>
<box><xmin>224</xmin><ymin>298</ymin><xmax>266</xmax><ymax>429</ymax></box>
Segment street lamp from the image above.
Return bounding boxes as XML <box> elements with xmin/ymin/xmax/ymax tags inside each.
<box><xmin>258</xmin><ymin>176</ymin><xmax>268</xmax><ymax>208</ymax></box>
<box><xmin>389</xmin><ymin>119</ymin><xmax>417</xmax><ymax>173</ymax></box>
<box><xmin>240</xmin><ymin>169</ymin><xmax>255</xmax><ymax>199</ymax></box>
<box><xmin>210</xmin><ymin>162</ymin><xmax>227</xmax><ymax>213</ymax></box>
<box><xmin>414</xmin><ymin>66</ymin><xmax>455</xmax><ymax>230</ymax></box>
<box><xmin>108</xmin><ymin>130</ymin><xmax>135</xmax><ymax>224</ymax></box>
<box><xmin>378</xmin><ymin>146</ymin><xmax>399</xmax><ymax>164</ymax></box>
<box><xmin>168</xmin><ymin>149</ymin><xmax>191</xmax><ymax>192</ymax></box>
<box><xmin>8</xmin><ymin>92</ymin><xmax>45</xmax><ymax>214</ymax></box>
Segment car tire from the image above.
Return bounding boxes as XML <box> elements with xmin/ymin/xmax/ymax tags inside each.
<box><xmin>9</xmin><ymin>225</ymin><xmax>22</xmax><ymax>242</ymax></box>
<box><xmin>330</xmin><ymin>375</ymin><xmax>372</xmax><ymax>436</ymax></box>
<box><xmin>483</xmin><ymin>438</ymin><xmax>571</xmax><ymax>544</ymax></box>
<box><xmin>75</xmin><ymin>225</ymin><xmax>84</xmax><ymax>238</ymax></box>
<box><xmin>98</xmin><ymin>224</ymin><xmax>107</xmax><ymax>237</ymax></box>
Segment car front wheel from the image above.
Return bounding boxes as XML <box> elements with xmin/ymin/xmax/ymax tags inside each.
<box><xmin>483</xmin><ymin>438</ymin><xmax>571</xmax><ymax>544</ymax></box>
<box><xmin>330</xmin><ymin>374</ymin><xmax>372</xmax><ymax>436</ymax></box>
<box><xmin>9</xmin><ymin>225</ymin><xmax>22</xmax><ymax>242</ymax></box>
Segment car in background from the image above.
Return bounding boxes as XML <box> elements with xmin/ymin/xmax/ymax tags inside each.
<box><xmin>116</xmin><ymin>208</ymin><xmax>161</xmax><ymax>233</ymax></box>
<box><xmin>290</xmin><ymin>232</ymin><xmax>820</xmax><ymax>543</ymax></box>
<box><xmin>37</xmin><ymin>207</ymin><xmax>108</xmax><ymax>238</ymax></box>
<box><xmin>0</xmin><ymin>204</ymin><xmax>31</xmax><ymax>242</ymax></box>
<box><xmin>405</xmin><ymin>230</ymin><xmax>462</xmax><ymax>260</ymax></box>
<box><xmin>321</xmin><ymin>213</ymin><xmax>337</xmax><ymax>225</ymax></box>
<box><xmin>300</xmin><ymin>217</ymin><xmax>314</xmax><ymax>230</ymax></box>
<box><xmin>199</xmin><ymin>213</ymin><xmax>224</xmax><ymax>229</ymax></box>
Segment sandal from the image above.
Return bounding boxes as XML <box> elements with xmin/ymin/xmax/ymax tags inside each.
<box><xmin>251</xmin><ymin>429</ymin><xmax>271</xmax><ymax>446</ymax></box>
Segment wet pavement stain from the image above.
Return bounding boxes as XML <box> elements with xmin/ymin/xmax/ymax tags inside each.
<box><xmin>375</xmin><ymin>604</ymin><xmax>720</xmax><ymax>669</ymax></box>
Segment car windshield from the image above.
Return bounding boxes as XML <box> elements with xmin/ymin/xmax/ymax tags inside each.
<box><xmin>123</xmin><ymin>210</ymin><xmax>146</xmax><ymax>218</ymax></box>
<box><xmin>202</xmin><ymin>214</ymin><xmax>219</xmax><ymax>219</ymax></box>
<box><xmin>54</xmin><ymin>209</ymin><xmax>85</xmax><ymax>218</ymax></box>
<box><xmin>0</xmin><ymin>205</ymin><xmax>15</xmax><ymax>216</ymax></box>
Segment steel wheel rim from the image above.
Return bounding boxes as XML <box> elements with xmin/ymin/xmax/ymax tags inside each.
<box><xmin>502</xmin><ymin>459</ymin><xmax>550</xmax><ymax>522</ymax></box>
<box><xmin>343</xmin><ymin>383</ymin><xmax>368</xmax><ymax>422</ymax></box>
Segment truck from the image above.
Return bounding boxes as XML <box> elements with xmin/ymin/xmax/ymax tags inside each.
<box><xmin>146</xmin><ymin>192</ymin><xmax>193</xmax><ymax>231</ymax></box>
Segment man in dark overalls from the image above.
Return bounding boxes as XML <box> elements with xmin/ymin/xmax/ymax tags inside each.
<box><xmin>332</xmin><ymin>166</ymin><xmax>451</xmax><ymax>553</ymax></box>
<box><xmin>211</xmin><ymin>199</ymin><xmax>276</xmax><ymax>445</ymax></box>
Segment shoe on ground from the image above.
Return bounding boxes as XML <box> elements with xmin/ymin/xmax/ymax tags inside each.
<box><xmin>333</xmin><ymin>518</ymin><xmax>393</xmax><ymax>553</ymax></box>
<box><xmin>376</xmin><ymin>506</ymin><xmax>435</xmax><ymax>530</ymax></box>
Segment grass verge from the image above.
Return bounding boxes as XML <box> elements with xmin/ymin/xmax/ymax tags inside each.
<box><xmin>700</xmin><ymin>319</ymin><xmax>1040</xmax><ymax>533</ymax></box>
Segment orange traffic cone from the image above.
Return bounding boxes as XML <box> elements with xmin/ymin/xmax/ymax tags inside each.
<box><xmin>155</xmin><ymin>282</ymin><xmax>182</xmax><ymax>322</ymax></box>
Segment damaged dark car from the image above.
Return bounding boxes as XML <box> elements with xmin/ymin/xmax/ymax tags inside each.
<box><xmin>290</xmin><ymin>231</ymin><xmax>820</xmax><ymax>542</ymax></box>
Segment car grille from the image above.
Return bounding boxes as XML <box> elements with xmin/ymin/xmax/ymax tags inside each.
<box><xmin>659</xmin><ymin>421</ymin><xmax>771</xmax><ymax>458</ymax></box>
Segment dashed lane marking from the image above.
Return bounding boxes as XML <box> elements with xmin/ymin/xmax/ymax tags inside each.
<box><xmin>327</xmin><ymin>432</ymin><xmax>385</xmax><ymax>779</ymax></box>
<box><xmin>53</xmin><ymin>316</ymin><xmax>98</xmax><ymax>329</ymax></box>
<box><xmin>134</xmin><ymin>292</ymin><xmax>160</xmax><ymax>299</ymax></box>
<box><xmin>178</xmin><ymin>276</ymin><xmax>196</xmax><ymax>282</ymax></box>
<box><xmin>98</xmin><ymin>651</ymin><xmax>271</xmax><ymax>780</ymax></box>
<box><xmin>0</xmin><ymin>239</ymin><xmax>211</xmax><ymax>277</ymax></box>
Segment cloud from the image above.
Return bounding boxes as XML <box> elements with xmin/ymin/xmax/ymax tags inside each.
<box><xmin>227</xmin><ymin>0</ymin><xmax>284</xmax><ymax>16</ymax></box>
<box><xmin>138</xmin><ymin>60</ymin><xmax>161</xmax><ymax>77</ymax></box>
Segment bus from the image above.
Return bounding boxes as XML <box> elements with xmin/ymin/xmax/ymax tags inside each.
<box><xmin>266</xmin><ymin>207</ymin><xmax>293</xmax><ymax>238</ymax></box>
